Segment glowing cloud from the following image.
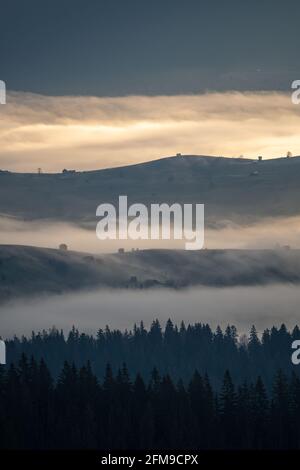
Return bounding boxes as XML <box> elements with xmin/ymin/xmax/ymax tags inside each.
<box><xmin>0</xmin><ymin>91</ymin><xmax>300</xmax><ymax>172</ymax></box>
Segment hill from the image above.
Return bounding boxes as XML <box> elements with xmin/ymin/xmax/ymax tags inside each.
<box><xmin>1</xmin><ymin>244</ymin><xmax>300</xmax><ymax>302</ymax></box>
<box><xmin>1</xmin><ymin>155</ymin><xmax>300</xmax><ymax>225</ymax></box>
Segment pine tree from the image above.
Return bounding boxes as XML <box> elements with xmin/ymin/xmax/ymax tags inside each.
<box><xmin>271</xmin><ymin>369</ymin><xmax>291</xmax><ymax>449</ymax></box>
<box><xmin>250</xmin><ymin>376</ymin><xmax>269</xmax><ymax>449</ymax></box>
<box><xmin>219</xmin><ymin>370</ymin><xmax>238</xmax><ymax>448</ymax></box>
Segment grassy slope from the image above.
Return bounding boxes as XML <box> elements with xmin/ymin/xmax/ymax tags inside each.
<box><xmin>1</xmin><ymin>155</ymin><xmax>300</xmax><ymax>224</ymax></box>
<box><xmin>1</xmin><ymin>245</ymin><xmax>300</xmax><ymax>301</ymax></box>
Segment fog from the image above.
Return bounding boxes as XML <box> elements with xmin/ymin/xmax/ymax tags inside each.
<box><xmin>1</xmin><ymin>284</ymin><xmax>299</xmax><ymax>339</ymax></box>
<box><xmin>1</xmin><ymin>215</ymin><xmax>300</xmax><ymax>252</ymax></box>
<box><xmin>1</xmin><ymin>214</ymin><xmax>300</xmax><ymax>339</ymax></box>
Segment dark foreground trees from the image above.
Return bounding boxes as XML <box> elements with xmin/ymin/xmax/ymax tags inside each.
<box><xmin>1</xmin><ymin>356</ymin><xmax>300</xmax><ymax>450</ymax></box>
<box><xmin>6</xmin><ymin>321</ymin><xmax>300</xmax><ymax>390</ymax></box>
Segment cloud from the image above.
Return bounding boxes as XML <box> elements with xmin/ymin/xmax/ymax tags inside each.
<box><xmin>0</xmin><ymin>91</ymin><xmax>300</xmax><ymax>171</ymax></box>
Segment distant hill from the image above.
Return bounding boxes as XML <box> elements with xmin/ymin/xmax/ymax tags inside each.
<box><xmin>1</xmin><ymin>155</ymin><xmax>300</xmax><ymax>225</ymax></box>
<box><xmin>1</xmin><ymin>244</ymin><xmax>300</xmax><ymax>302</ymax></box>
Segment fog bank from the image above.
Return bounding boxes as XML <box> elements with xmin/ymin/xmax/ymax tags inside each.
<box><xmin>1</xmin><ymin>215</ymin><xmax>300</xmax><ymax>252</ymax></box>
<box><xmin>1</xmin><ymin>284</ymin><xmax>299</xmax><ymax>338</ymax></box>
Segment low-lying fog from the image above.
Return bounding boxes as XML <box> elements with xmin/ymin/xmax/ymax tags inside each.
<box><xmin>1</xmin><ymin>215</ymin><xmax>300</xmax><ymax>252</ymax></box>
<box><xmin>1</xmin><ymin>215</ymin><xmax>300</xmax><ymax>338</ymax></box>
<box><xmin>1</xmin><ymin>284</ymin><xmax>299</xmax><ymax>339</ymax></box>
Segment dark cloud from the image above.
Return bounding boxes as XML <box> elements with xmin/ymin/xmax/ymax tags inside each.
<box><xmin>1</xmin><ymin>0</ymin><xmax>300</xmax><ymax>95</ymax></box>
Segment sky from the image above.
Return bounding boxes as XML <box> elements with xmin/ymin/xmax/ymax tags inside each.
<box><xmin>1</xmin><ymin>91</ymin><xmax>300</xmax><ymax>172</ymax></box>
<box><xmin>2</xmin><ymin>0</ymin><xmax>300</xmax><ymax>96</ymax></box>
<box><xmin>1</xmin><ymin>0</ymin><xmax>300</xmax><ymax>171</ymax></box>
